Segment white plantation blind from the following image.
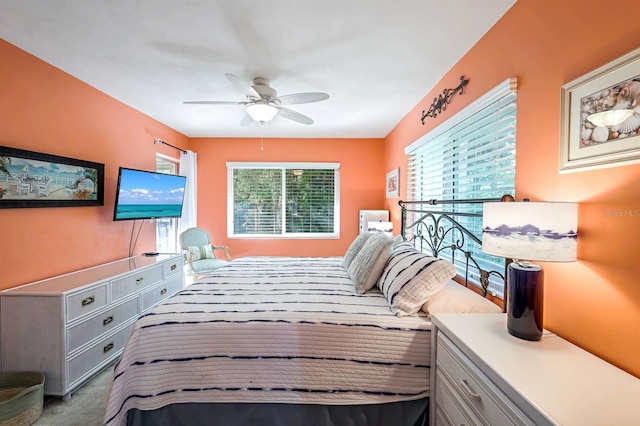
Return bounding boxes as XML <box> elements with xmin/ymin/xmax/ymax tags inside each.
<box><xmin>227</xmin><ymin>162</ymin><xmax>340</xmax><ymax>238</ymax></box>
<box><xmin>405</xmin><ymin>78</ymin><xmax>517</xmax><ymax>296</ymax></box>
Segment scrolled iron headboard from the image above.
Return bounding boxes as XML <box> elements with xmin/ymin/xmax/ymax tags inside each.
<box><xmin>399</xmin><ymin>198</ymin><xmax>507</xmax><ymax>300</ymax></box>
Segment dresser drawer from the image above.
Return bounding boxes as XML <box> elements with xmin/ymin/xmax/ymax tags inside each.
<box><xmin>140</xmin><ymin>275</ymin><xmax>183</xmax><ymax>312</ymax></box>
<box><xmin>437</xmin><ymin>334</ymin><xmax>532</xmax><ymax>426</ymax></box>
<box><xmin>67</xmin><ymin>297</ymin><xmax>139</xmax><ymax>354</ymax></box>
<box><xmin>163</xmin><ymin>257</ymin><xmax>183</xmax><ymax>278</ymax></box>
<box><xmin>67</xmin><ymin>322</ymin><xmax>135</xmax><ymax>387</ymax></box>
<box><xmin>111</xmin><ymin>264</ymin><xmax>162</xmax><ymax>303</ymax></box>
<box><xmin>435</xmin><ymin>368</ymin><xmax>481</xmax><ymax>426</ymax></box>
<box><xmin>66</xmin><ymin>283</ymin><xmax>108</xmax><ymax>323</ymax></box>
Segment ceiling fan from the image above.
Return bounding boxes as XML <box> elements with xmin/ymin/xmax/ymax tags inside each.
<box><xmin>183</xmin><ymin>73</ymin><xmax>330</xmax><ymax>125</ymax></box>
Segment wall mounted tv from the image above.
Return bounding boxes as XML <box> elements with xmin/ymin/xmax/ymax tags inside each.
<box><xmin>113</xmin><ymin>167</ymin><xmax>187</xmax><ymax>221</ymax></box>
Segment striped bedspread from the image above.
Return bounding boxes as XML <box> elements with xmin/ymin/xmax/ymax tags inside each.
<box><xmin>105</xmin><ymin>257</ymin><xmax>432</xmax><ymax>426</ymax></box>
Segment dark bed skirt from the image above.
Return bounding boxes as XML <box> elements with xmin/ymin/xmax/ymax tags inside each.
<box><xmin>126</xmin><ymin>398</ymin><xmax>429</xmax><ymax>426</ymax></box>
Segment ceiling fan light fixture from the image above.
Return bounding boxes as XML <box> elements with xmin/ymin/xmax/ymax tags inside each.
<box><xmin>246</xmin><ymin>103</ymin><xmax>278</xmax><ymax>123</ymax></box>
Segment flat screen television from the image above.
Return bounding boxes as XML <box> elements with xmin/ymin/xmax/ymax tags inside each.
<box><xmin>113</xmin><ymin>167</ymin><xmax>187</xmax><ymax>221</ymax></box>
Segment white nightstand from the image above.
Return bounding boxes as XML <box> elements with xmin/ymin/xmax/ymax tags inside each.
<box><xmin>431</xmin><ymin>313</ymin><xmax>640</xmax><ymax>425</ymax></box>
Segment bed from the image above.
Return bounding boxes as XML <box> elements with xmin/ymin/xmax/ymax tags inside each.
<box><xmin>104</xmin><ymin>198</ymin><xmax>506</xmax><ymax>426</ymax></box>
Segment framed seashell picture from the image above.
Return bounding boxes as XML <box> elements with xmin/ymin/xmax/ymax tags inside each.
<box><xmin>560</xmin><ymin>47</ymin><xmax>640</xmax><ymax>173</ymax></box>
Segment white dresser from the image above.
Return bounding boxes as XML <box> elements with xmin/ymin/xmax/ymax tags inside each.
<box><xmin>431</xmin><ymin>313</ymin><xmax>640</xmax><ymax>425</ymax></box>
<box><xmin>0</xmin><ymin>254</ymin><xmax>184</xmax><ymax>399</ymax></box>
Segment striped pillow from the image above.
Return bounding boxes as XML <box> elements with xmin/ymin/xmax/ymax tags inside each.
<box><xmin>377</xmin><ymin>244</ymin><xmax>456</xmax><ymax>316</ymax></box>
<box><xmin>348</xmin><ymin>233</ymin><xmax>394</xmax><ymax>294</ymax></box>
<box><xmin>186</xmin><ymin>244</ymin><xmax>216</xmax><ymax>261</ymax></box>
<box><xmin>342</xmin><ymin>232</ymin><xmax>374</xmax><ymax>269</ymax></box>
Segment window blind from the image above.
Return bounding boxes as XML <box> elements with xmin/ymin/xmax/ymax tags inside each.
<box><xmin>405</xmin><ymin>78</ymin><xmax>517</xmax><ymax>296</ymax></box>
<box><xmin>226</xmin><ymin>162</ymin><xmax>340</xmax><ymax>238</ymax></box>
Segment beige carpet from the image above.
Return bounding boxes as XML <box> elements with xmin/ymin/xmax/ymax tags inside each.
<box><xmin>34</xmin><ymin>364</ymin><xmax>114</xmax><ymax>426</ymax></box>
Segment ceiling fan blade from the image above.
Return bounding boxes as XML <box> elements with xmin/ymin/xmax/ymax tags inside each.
<box><xmin>182</xmin><ymin>100</ymin><xmax>248</xmax><ymax>105</ymax></box>
<box><xmin>226</xmin><ymin>73</ymin><xmax>260</xmax><ymax>99</ymax></box>
<box><xmin>277</xmin><ymin>92</ymin><xmax>330</xmax><ymax>105</ymax></box>
<box><xmin>275</xmin><ymin>106</ymin><xmax>314</xmax><ymax>125</ymax></box>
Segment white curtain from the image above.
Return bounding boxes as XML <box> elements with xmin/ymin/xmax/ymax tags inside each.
<box><xmin>179</xmin><ymin>150</ymin><xmax>197</xmax><ymax>234</ymax></box>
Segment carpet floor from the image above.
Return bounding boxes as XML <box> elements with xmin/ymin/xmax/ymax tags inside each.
<box><xmin>34</xmin><ymin>364</ymin><xmax>114</xmax><ymax>426</ymax></box>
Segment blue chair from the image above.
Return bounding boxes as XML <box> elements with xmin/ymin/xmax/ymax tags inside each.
<box><xmin>179</xmin><ymin>227</ymin><xmax>230</xmax><ymax>277</ymax></box>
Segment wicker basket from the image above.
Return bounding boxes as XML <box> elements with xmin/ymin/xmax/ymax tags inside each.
<box><xmin>0</xmin><ymin>372</ymin><xmax>45</xmax><ymax>426</ymax></box>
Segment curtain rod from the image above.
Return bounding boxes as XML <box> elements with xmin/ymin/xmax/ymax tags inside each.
<box><xmin>154</xmin><ymin>138</ymin><xmax>187</xmax><ymax>154</ymax></box>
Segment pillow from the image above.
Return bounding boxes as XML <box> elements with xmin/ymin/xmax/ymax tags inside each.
<box><xmin>348</xmin><ymin>233</ymin><xmax>394</xmax><ymax>294</ymax></box>
<box><xmin>392</xmin><ymin>234</ymin><xmax>405</xmax><ymax>247</ymax></box>
<box><xmin>186</xmin><ymin>244</ymin><xmax>216</xmax><ymax>261</ymax></box>
<box><xmin>421</xmin><ymin>280</ymin><xmax>502</xmax><ymax>317</ymax></box>
<box><xmin>342</xmin><ymin>232</ymin><xmax>374</xmax><ymax>269</ymax></box>
<box><xmin>377</xmin><ymin>245</ymin><xmax>456</xmax><ymax>316</ymax></box>
<box><xmin>394</xmin><ymin>241</ymin><xmax>416</xmax><ymax>251</ymax></box>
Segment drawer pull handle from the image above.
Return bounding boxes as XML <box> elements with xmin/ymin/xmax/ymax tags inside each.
<box><xmin>103</xmin><ymin>342</ymin><xmax>114</xmax><ymax>353</ymax></box>
<box><xmin>81</xmin><ymin>296</ymin><xmax>95</xmax><ymax>307</ymax></box>
<box><xmin>136</xmin><ymin>277</ymin><xmax>144</xmax><ymax>285</ymax></box>
<box><xmin>160</xmin><ymin>288</ymin><xmax>167</xmax><ymax>295</ymax></box>
<box><xmin>459</xmin><ymin>379</ymin><xmax>481</xmax><ymax>401</ymax></box>
<box><xmin>170</xmin><ymin>264</ymin><xmax>177</xmax><ymax>271</ymax></box>
<box><xmin>103</xmin><ymin>316</ymin><xmax>114</xmax><ymax>326</ymax></box>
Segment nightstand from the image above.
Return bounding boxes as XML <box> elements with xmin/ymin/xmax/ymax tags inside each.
<box><xmin>430</xmin><ymin>313</ymin><xmax>640</xmax><ymax>425</ymax></box>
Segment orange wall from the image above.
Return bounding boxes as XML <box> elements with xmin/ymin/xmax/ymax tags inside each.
<box><xmin>190</xmin><ymin>137</ymin><xmax>385</xmax><ymax>258</ymax></box>
<box><xmin>0</xmin><ymin>39</ymin><xmax>188</xmax><ymax>290</ymax></box>
<box><xmin>385</xmin><ymin>0</ymin><xmax>640</xmax><ymax>377</ymax></box>
<box><xmin>2</xmin><ymin>0</ymin><xmax>638</xmax><ymax>378</ymax></box>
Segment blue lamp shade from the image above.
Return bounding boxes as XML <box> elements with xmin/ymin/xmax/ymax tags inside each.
<box><xmin>482</xmin><ymin>202</ymin><xmax>578</xmax><ymax>341</ymax></box>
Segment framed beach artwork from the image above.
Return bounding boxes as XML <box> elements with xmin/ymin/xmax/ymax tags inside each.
<box><xmin>0</xmin><ymin>146</ymin><xmax>105</xmax><ymax>209</ymax></box>
<box><xmin>386</xmin><ymin>167</ymin><xmax>399</xmax><ymax>198</ymax></box>
<box><xmin>560</xmin><ymin>47</ymin><xmax>640</xmax><ymax>173</ymax></box>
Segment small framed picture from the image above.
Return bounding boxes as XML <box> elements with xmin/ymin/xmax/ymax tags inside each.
<box><xmin>560</xmin><ymin>47</ymin><xmax>640</xmax><ymax>173</ymax></box>
<box><xmin>386</xmin><ymin>167</ymin><xmax>399</xmax><ymax>198</ymax></box>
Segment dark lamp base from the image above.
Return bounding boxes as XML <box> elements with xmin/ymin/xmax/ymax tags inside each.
<box><xmin>507</xmin><ymin>262</ymin><xmax>544</xmax><ymax>341</ymax></box>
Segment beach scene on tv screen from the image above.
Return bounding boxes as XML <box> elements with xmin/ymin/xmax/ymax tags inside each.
<box><xmin>115</xmin><ymin>170</ymin><xmax>185</xmax><ymax>219</ymax></box>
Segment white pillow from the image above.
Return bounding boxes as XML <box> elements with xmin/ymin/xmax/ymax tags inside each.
<box><xmin>342</xmin><ymin>232</ymin><xmax>374</xmax><ymax>269</ymax></box>
<box><xmin>348</xmin><ymin>233</ymin><xmax>394</xmax><ymax>294</ymax></box>
<box><xmin>186</xmin><ymin>244</ymin><xmax>215</xmax><ymax>261</ymax></box>
<box><xmin>421</xmin><ymin>280</ymin><xmax>502</xmax><ymax>317</ymax></box>
<box><xmin>392</xmin><ymin>234</ymin><xmax>405</xmax><ymax>247</ymax></box>
<box><xmin>377</xmin><ymin>244</ymin><xmax>456</xmax><ymax>316</ymax></box>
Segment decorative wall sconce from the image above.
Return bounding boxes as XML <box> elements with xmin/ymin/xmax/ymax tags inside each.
<box><xmin>421</xmin><ymin>75</ymin><xmax>469</xmax><ymax>124</ymax></box>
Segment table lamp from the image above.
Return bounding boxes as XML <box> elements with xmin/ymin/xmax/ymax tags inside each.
<box><xmin>482</xmin><ymin>201</ymin><xmax>578</xmax><ymax>341</ymax></box>
<box><xmin>367</xmin><ymin>221</ymin><xmax>393</xmax><ymax>237</ymax></box>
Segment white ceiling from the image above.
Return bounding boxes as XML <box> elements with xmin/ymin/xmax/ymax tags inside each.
<box><xmin>0</xmin><ymin>0</ymin><xmax>516</xmax><ymax>139</ymax></box>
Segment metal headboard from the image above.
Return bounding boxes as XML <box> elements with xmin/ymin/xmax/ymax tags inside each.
<box><xmin>399</xmin><ymin>197</ymin><xmax>507</xmax><ymax>299</ymax></box>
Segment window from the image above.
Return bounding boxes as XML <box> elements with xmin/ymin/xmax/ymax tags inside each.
<box><xmin>155</xmin><ymin>154</ymin><xmax>180</xmax><ymax>253</ymax></box>
<box><xmin>405</xmin><ymin>78</ymin><xmax>517</xmax><ymax>297</ymax></box>
<box><xmin>227</xmin><ymin>162</ymin><xmax>340</xmax><ymax>238</ymax></box>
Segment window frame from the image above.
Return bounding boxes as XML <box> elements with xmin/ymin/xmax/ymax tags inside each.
<box><xmin>404</xmin><ymin>78</ymin><xmax>517</xmax><ymax>297</ymax></box>
<box><xmin>155</xmin><ymin>154</ymin><xmax>181</xmax><ymax>254</ymax></box>
<box><xmin>226</xmin><ymin>162</ymin><xmax>340</xmax><ymax>239</ymax></box>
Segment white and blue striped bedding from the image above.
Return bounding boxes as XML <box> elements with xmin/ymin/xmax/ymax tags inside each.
<box><xmin>104</xmin><ymin>257</ymin><xmax>432</xmax><ymax>426</ymax></box>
